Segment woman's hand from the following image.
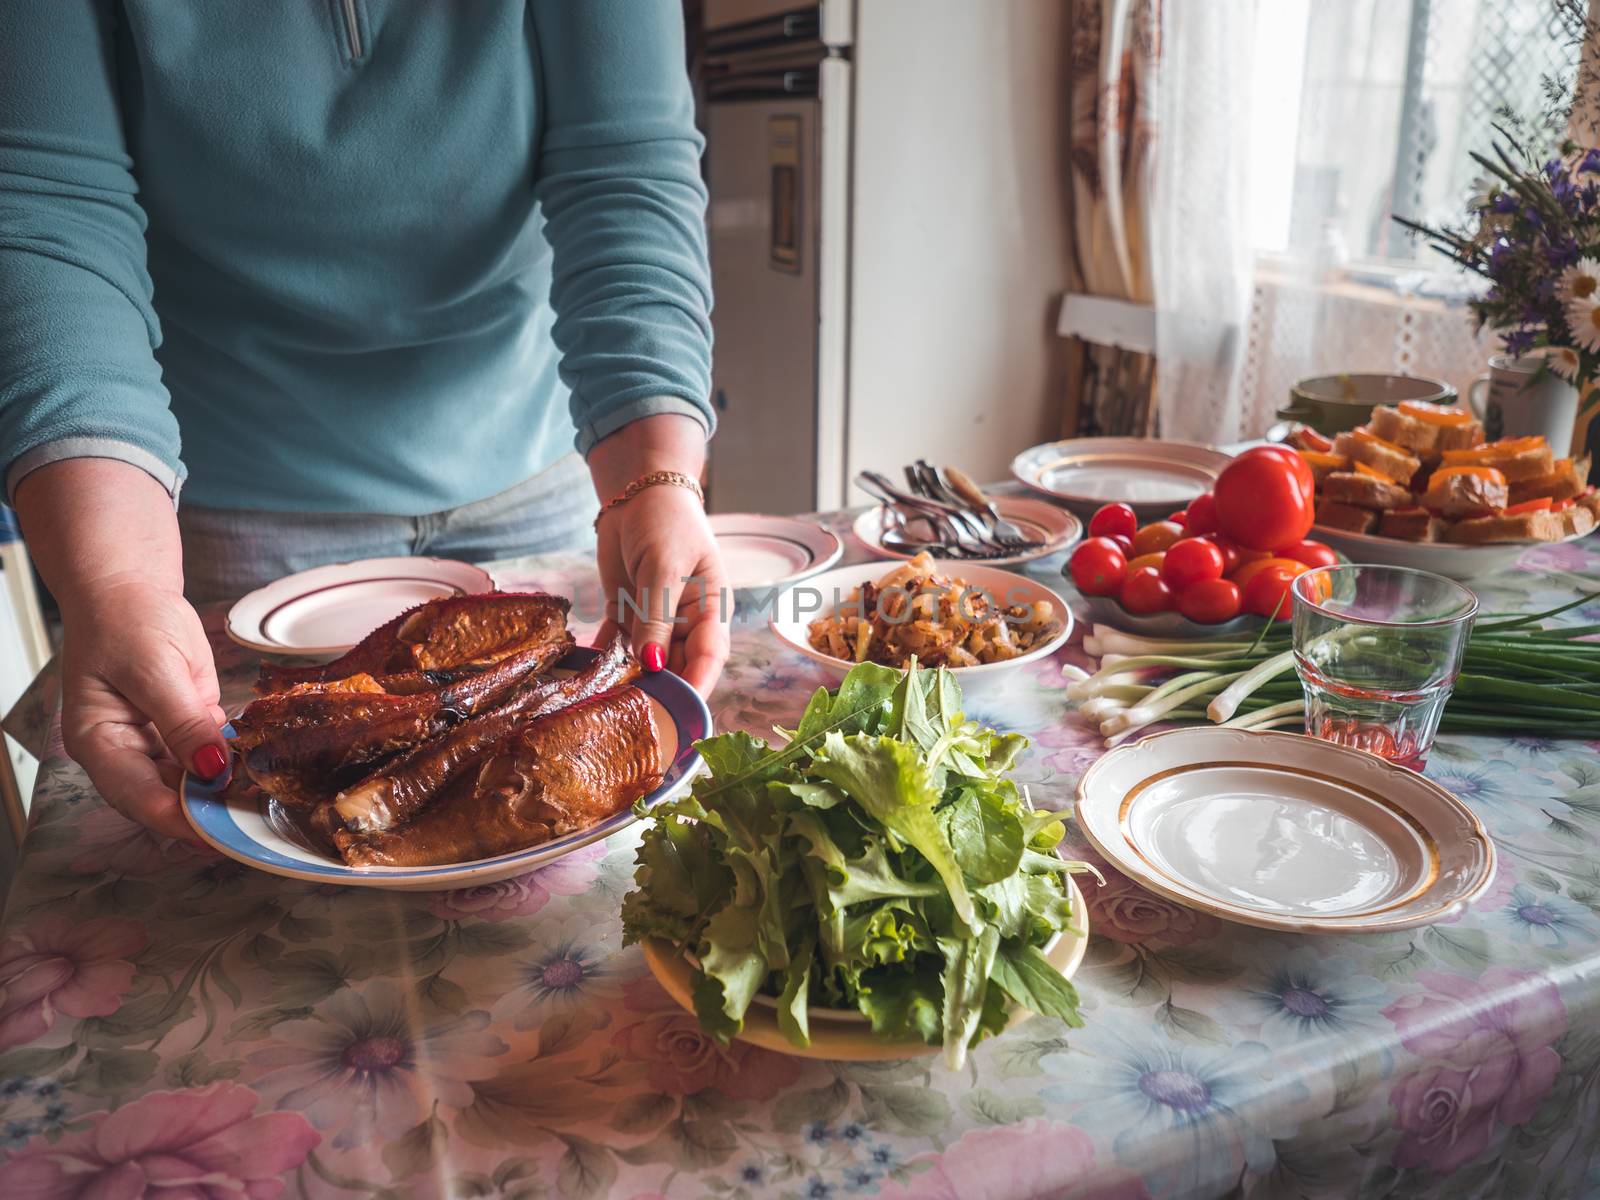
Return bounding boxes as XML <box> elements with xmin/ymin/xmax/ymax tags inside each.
<box><xmin>15</xmin><ymin>458</ymin><xmax>227</xmax><ymax>840</ymax></box>
<box><xmin>588</xmin><ymin>414</ymin><xmax>730</xmax><ymax>695</ymax></box>
<box><xmin>59</xmin><ymin>579</ymin><xmax>227</xmax><ymax>840</ymax></box>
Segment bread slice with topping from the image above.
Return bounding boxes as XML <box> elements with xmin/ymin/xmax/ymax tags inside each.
<box><xmin>1446</xmin><ymin>509</ymin><xmax>1565</xmax><ymax>544</ymax></box>
<box><xmin>1332</xmin><ymin>429</ymin><xmax>1423</xmax><ymax>484</ymax></box>
<box><xmin>1508</xmin><ymin>455</ymin><xmax>1591</xmax><ymax>506</ymax></box>
<box><xmin>1440</xmin><ymin>437</ymin><xmax>1556</xmax><ymax>484</ymax></box>
<box><xmin>1323</xmin><ymin>470</ymin><xmax>1413</xmax><ymax>511</ymax></box>
<box><xmin>1558</xmin><ymin>502</ymin><xmax>1596</xmax><ymax>538</ymax></box>
<box><xmin>1315</xmin><ymin>498</ymin><xmax>1378</xmax><ymax>534</ymax></box>
<box><xmin>1379</xmin><ymin>508</ymin><xmax>1448</xmax><ymax>541</ymax></box>
<box><xmin>1420</xmin><ymin>466</ymin><xmax>1509</xmax><ymax>518</ymax></box>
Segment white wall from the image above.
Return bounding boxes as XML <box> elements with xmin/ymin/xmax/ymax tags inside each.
<box><xmin>841</xmin><ymin>0</ymin><xmax>1071</xmax><ymax>505</ymax></box>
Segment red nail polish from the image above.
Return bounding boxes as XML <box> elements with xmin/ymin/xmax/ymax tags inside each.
<box><xmin>194</xmin><ymin>744</ymin><xmax>227</xmax><ymax>781</ymax></box>
<box><xmin>642</xmin><ymin>643</ymin><xmax>666</xmax><ymax>673</ymax></box>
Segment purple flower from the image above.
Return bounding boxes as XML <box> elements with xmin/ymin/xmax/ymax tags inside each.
<box><xmin>1579</xmin><ymin>148</ymin><xmax>1600</xmax><ymax>174</ymax></box>
<box><xmin>1492</xmin><ymin>192</ymin><xmax>1520</xmax><ymax>214</ymax></box>
<box><xmin>1505</xmin><ymin>327</ymin><xmax>1537</xmax><ymax>356</ymax></box>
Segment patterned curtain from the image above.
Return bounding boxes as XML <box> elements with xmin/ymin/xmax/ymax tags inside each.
<box><xmin>1063</xmin><ymin>0</ymin><xmax>1160</xmax><ymax>437</ymax></box>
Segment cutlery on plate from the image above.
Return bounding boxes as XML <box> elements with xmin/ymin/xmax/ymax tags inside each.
<box><xmin>855</xmin><ymin>472</ymin><xmax>1005</xmax><ymax>557</ymax></box>
<box><xmin>940</xmin><ymin>465</ymin><xmax>1044</xmax><ymax>551</ymax></box>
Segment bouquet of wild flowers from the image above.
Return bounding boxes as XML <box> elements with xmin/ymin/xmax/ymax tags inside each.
<box><xmin>1397</xmin><ymin>127</ymin><xmax>1600</xmax><ymax>408</ymax></box>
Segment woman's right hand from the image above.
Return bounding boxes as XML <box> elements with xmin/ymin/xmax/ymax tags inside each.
<box><xmin>14</xmin><ymin>457</ymin><xmax>225</xmax><ymax>842</ymax></box>
<box><xmin>59</xmin><ymin>578</ymin><xmax>228</xmax><ymax>841</ymax></box>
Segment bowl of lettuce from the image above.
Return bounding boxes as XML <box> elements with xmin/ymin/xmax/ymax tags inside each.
<box><xmin>621</xmin><ymin>661</ymin><xmax>1091</xmax><ymax>1069</ymax></box>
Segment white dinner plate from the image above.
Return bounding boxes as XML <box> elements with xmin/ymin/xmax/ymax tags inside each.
<box><xmin>1312</xmin><ymin>522</ymin><xmax>1594</xmax><ymax>582</ymax></box>
<box><xmin>641</xmin><ymin>878</ymin><xmax>1087</xmax><ymax>1061</ymax></box>
<box><xmin>181</xmin><ymin>648</ymin><xmax>710</xmax><ymax>890</ymax></box>
<box><xmin>851</xmin><ymin>495</ymin><xmax>1082</xmax><ymax>567</ymax></box>
<box><xmin>709</xmin><ymin>513</ymin><xmax>843</xmax><ymax>591</ymax></box>
<box><xmin>226</xmin><ymin>556</ymin><xmax>496</xmax><ymax>657</ymax></box>
<box><xmin>768</xmin><ymin>560</ymin><xmax>1072</xmax><ymax>696</ymax></box>
<box><xmin>1011</xmin><ymin>437</ymin><xmax>1233</xmax><ymax>521</ymax></box>
<box><xmin>1075</xmin><ymin>727</ymin><xmax>1496</xmax><ymax>934</ymax></box>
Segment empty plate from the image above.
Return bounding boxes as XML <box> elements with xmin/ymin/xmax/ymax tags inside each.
<box><xmin>1011</xmin><ymin>437</ymin><xmax>1233</xmax><ymax>521</ymax></box>
<box><xmin>227</xmin><ymin>557</ymin><xmax>496</xmax><ymax>657</ymax></box>
<box><xmin>709</xmin><ymin>513</ymin><xmax>843</xmax><ymax>591</ymax></box>
<box><xmin>1075</xmin><ymin>727</ymin><xmax>1495</xmax><ymax>933</ymax></box>
<box><xmin>852</xmin><ymin>494</ymin><xmax>1082</xmax><ymax>567</ymax></box>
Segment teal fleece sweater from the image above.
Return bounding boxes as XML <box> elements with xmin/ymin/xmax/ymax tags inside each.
<box><xmin>0</xmin><ymin>1</ymin><xmax>713</xmax><ymax>514</ymax></box>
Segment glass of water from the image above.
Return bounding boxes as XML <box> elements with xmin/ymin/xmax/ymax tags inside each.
<box><xmin>1290</xmin><ymin>565</ymin><xmax>1478</xmax><ymax>770</ymax></box>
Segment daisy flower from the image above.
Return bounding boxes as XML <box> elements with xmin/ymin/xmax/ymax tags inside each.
<box><xmin>1560</xmin><ymin>257</ymin><xmax>1600</xmax><ymax>304</ymax></box>
<box><xmin>1566</xmin><ymin>296</ymin><xmax>1600</xmax><ymax>353</ymax></box>
<box><xmin>1528</xmin><ymin>344</ymin><xmax>1581</xmax><ymax>381</ymax></box>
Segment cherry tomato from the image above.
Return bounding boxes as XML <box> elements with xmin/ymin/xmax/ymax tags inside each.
<box><xmin>1177</xmin><ymin>578</ymin><xmax>1242</xmax><ymax>624</ymax></box>
<box><xmin>1068</xmin><ymin>537</ymin><xmax>1128</xmax><ymax>596</ymax></box>
<box><xmin>1231</xmin><ymin>556</ymin><xmax>1307</xmax><ymax>592</ymax></box>
<box><xmin>1108</xmin><ymin>534</ymin><xmax>1135</xmax><ymax>557</ymax></box>
<box><xmin>1205</xmin><ymin>536</ymin><xmax>1241</xmax><ymax>576</ymax></box>
<box><xmin>1242</xmin><ymin>564</ymin><xmax>1304</xmax><ymax>620</ymax></box>
<box><xmin>1218</xmin><ymin>537</ymin><xmax>1271</xmax><ymax>571</ymax></box>
<box><xmin>1126</xmin><ymin>551</ymin><xmax>1167</xmax><ymax>575</ymax></box>
<box><xmin>1168</xmin><ymin>511</ymin><xmax>1188</xmax><ymax>528</ymax></box>
<box><xmin>1213</xmin><ymin>449</ymin><xmax>1316</xmax><ymax>551</ymax></box>
<box><xmin>1162</xmin><ymin>538</ymin><xmax>1225</xmax><ymax>591</ymax></box>
<box><xmin>1131</xmin><ymin>520</ymin><xmax>1185</xmax><ymax>557</ymax></box>
<box><xmin>1281</xmin><ymin>539</ymin><xmax>1338</xmax><ymax>571</ymax></box>
<box><xmin>1119</xmin><ymin>566</ymin><xmax>1174</xmax><ymax>614</ymax></box>
<box><xmin>1184</xmin><ymin>492</ymin><xmax>1218</xmax><ymax>535</ymax></box>
<box><xmin>1088</xmin><ymin>502</ymin><xmax>1138</xmax><ymax>541</ymax></box>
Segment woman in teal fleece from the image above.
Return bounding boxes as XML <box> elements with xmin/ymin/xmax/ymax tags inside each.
<box><xmin>0</xmin><ymin>2</ymin><xmax>729</xmax><ymax>840</ymax></box>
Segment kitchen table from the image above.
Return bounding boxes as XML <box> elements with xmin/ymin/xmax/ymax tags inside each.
<box><xmin>3</xmin><ymin>512</ymin><xmax>1600</xmax><ymax>1200</ymax></box>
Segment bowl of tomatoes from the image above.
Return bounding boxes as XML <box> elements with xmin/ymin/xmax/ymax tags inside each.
<box><xmin>1064</xmin><ymin>445</ymin><xmax>1340</xmax><ymax>635</ymax></box>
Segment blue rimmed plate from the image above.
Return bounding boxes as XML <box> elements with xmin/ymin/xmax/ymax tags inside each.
<box><xmin>181</xmin><ymin>648</ymin><xmax>710</xmax><ymax>890</ymax></box>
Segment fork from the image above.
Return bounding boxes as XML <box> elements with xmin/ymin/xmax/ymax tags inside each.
<box><xmin>902</xmin><ymin>463</ymin><xmax>1004</xmax><ymax>549</ymax></box>
<box><xmin>940</xmin><ymin>465</ymin><xmax>1043</xmax><ymax>551</ymax></box>
<box><xmin>856</xmin><ymin>472</ymin><xmax>1005</xmax><ymax>557</ymax></box>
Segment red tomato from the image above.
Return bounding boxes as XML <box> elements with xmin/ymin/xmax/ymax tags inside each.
<box><xmin>1204</xmin><ymin>535</ymin><xmax>1241</xmax><ymax>576</ymax></box>
<box><xmin>1242</xmin><ymin>445</ymin><xmax>1316</xmax><ymax>502</ymax></box>
<box><xmin>1108</xmin><ymin>534</ymin><xmax>1135</xmax><ymax>557</ymax></box>
<box><xmin>1168</xmin><ymin>511</ymin><xmax>1188</xmax><ymax>528</ymax></box>
<box><xmin>1184</xmin><ymin>493</ymin><xmax>1218</xmax><ymax>535</ymax></box>
<box><xmin>1177</xmin><ymin>578</ymin><xmax>1242</xmax><ymax>624</ymax></box>
<box><xmin>1131</xmin><ymin>520</ymin><xmax>1185</xmax><ymax>557</ymax></box>
<box><xmin>1162</xmin><ymin>538</ymin><xmax>1225</xmax><ymax>591</ymax></box>
<box><xmin>1213</xmin><ymin>449</ymin><xmax>1316</xmax><ymax>551</ymax></box>
<box><xmin>1068</xmin><ymin>537</ymin><xmax>1128</xmax><ymax>596</ymax></box>
<box><xmin>1087</xmin><ymin>502</ymin><xmax>1138</xmax><ymax>541</ymax></box>
<box><xmin>1231</xmin><ymin>556</ymin><xmax>1307</xmax><ymax>592</ymax></box>
<box><xmin>1242</xmin><ymin>564</ymin><xmax>1304</xmax><ymax>620</ymax></box>
<box><xmin>1120</xmin><ymin>566</ymin><xmax>1174</xmax><ymax>614</ymax></box>
<box><xmin>1281</xmin><ymin>539</ymin><xmax>1339</xmax><ymax>570</ymax></box>
<box><xmin>1127</xmin><ymin>551</ymin><xmax>1167</xmax><ymax>575</ymax></box>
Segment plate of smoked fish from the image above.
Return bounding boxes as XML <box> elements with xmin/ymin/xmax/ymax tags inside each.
<box><xmin>183</xmin><ymin>592</ymin><xmax>710</xmax><ymax>889</ymax></box>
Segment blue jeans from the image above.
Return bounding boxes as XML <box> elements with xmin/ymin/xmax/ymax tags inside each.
<box><xmin>178</xmin><ymin>453</ymin><xmax>597</xmax><ymax>604</ymax></box>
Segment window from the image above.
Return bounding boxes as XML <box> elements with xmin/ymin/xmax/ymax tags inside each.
<box><xmin>1248</xmin><ymin>0</ymin><xmax>1580</xmax><ymax>276</ymax></box>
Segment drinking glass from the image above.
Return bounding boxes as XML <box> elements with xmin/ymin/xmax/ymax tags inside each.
<box><xmin>1291</xmin><ymin>565</ymin><xmax>1478</xmax><ymax>769</ymax></box>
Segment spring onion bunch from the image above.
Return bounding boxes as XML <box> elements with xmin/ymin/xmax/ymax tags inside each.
<box><xmin>1066</xmin><ymin>593</ymin><xmax>1600</xmax><ymax>746</ymax></box>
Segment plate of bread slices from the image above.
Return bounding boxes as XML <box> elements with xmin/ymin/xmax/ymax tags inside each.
<box><xmin>1288</xmin><ymin>401</ymin><xmax>1597</xmax><ymax>580</ymax></box>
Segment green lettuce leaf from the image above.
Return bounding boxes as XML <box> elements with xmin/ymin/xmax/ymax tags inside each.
<box><xmin>810</xmin><ymin>732</ymin><xmax>977</xmax><ymax>931</ymax></box>
<box><xmin>942</xmin><ymin>786</ymin><xmax>1025</xmax><ymax>885</ymax></box>
<box><xmin>856</xmin><ymin>961</ymin><xmax>943</xmax><ymax>1044</ymax></box>
<box><xmin>991</xmin><ymin>941</ymin><xmax>1085</xmax><ymax>1028</ymax></box>
<box><xmin>938</xmin><ymin>924</ymin><xmax>1000</xmax><ymax>1069</ymax></box>
<box><xmin>776</xmin><ymin>936</ymin><xmax>815</xmax><ymax>1048</ymax></box>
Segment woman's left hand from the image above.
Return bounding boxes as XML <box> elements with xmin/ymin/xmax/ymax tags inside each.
<box><xmin>589</xmin><ymin>415</ymin><xmax>730</xmax><ymax>696</ymax></box>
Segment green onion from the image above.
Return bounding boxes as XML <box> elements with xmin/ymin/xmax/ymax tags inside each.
<box><xmin>1067</xmin><ymin>592</ymin><xmax>1600</xmax><ymax>747</ymax></box>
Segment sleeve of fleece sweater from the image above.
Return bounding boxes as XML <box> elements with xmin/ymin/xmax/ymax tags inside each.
<box><xmin>529</xmin><ymin>0</ymin><xmax>716</xmax><ymax>455</ymax></box>
<box><xmin>0</xmin><ymin>0</ymin><xmax>184</xmax><ymax>502</ymax></box>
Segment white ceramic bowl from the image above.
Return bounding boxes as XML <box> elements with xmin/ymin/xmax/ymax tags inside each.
<box><xmin>1312</xmin><ymin>522</ymin><xmax>1593</xmax><ymax>582</ymax></box>
<box><xmin>767</xmin><ymin>561</ymin><xmax>1072</xmax><ymax>693</ymax></box>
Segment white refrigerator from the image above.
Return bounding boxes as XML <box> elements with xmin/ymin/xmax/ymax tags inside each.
<box><xmin>701</xmin><ymin>0</ymin><xmax>1073</xmax><ymax>514</ymax></box>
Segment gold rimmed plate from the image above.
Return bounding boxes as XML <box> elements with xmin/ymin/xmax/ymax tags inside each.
<box><xmin>1075</xmin><ymin>728</ymin><xmax>1495</xmax><ymax>933</ymax></box>
<box><xmin>1010</xmin><ymin>437</ymin><xmax>1233</xmax><ymax>522</ymax></box>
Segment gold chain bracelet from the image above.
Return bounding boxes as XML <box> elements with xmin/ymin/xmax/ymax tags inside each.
<box><xmin>594</xmin><ymin>470</ymin><xmax>705</xmax><ymax>530</ymax></box>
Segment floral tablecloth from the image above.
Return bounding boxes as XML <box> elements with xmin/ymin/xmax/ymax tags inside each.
<box><xmin>3</xmin><ymin>516</ymin><xmax>1600</xmax><ymax>1200</ymax></box>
